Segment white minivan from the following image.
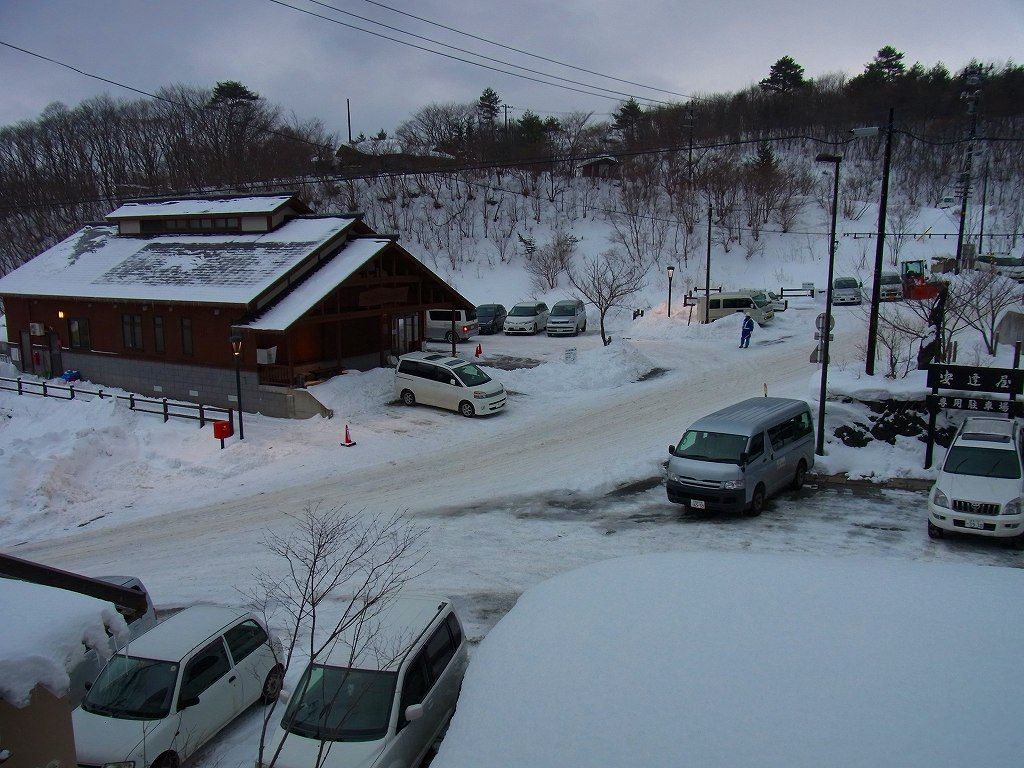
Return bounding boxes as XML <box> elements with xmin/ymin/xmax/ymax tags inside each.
<box><xmin>928</xmin><ymin>417</ymin><xmax>1024</xmax><ymax>544</ymax></box>
<box><xmin>265</xmin><ymin>597</ymin><xmax>468</xmax><ymax>768</ymax></box>
<box><xmin>424</xmin><ymin>308</ymin><xmax>479</xmax><ymax>343</ymax></box>
<box><xmin>394</xmin><ymin>351</ymin><xmax>506</xmax><ymax>417</ymax></box>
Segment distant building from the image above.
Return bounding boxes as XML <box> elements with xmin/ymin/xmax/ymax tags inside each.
<box><xmin>579</xmin><ymin>155</ymin><xmax>619</xmax><ymax>179</ymax></box>
<box><xmin>0</xmin><ymin>193</ymin><xmax>472</xmax><ymax>418</ymax></box>
<box><xmin>335</xmin><ymin>138</ymin><xmax>455</xmax><ymax>174</ymax></box>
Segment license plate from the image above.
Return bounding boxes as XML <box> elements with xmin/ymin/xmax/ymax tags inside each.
<box><xmin>690</xmin><ymin>499</ymin><xmax>706</xmax><ymax>509</ymax></box>
<box><xmin>964</xmin><ymin>519</ymin><xmax>986</xmax><ymax>530</ymax></box>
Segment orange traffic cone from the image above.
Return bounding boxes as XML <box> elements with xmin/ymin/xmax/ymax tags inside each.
<box><xmin>475</xmin><ymin>343</ymin><xmax>482</xmax><ymax>358</ymax></box>
<box><xmin>341</xmin><ymin>424</ymin><xmax>356</xmax><ymax>447</ymax></box>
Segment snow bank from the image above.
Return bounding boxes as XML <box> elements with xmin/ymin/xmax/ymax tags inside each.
<box><xmin>483</xmin><ymin>340</ymin><xmax>656</xmax><ymax>395</ymax></box>
<box><xmin>306</xmin><ymin>367</ymin><xmax>395</xmax><ymax>416</ymax></box>
<box><xmin>825</xmin><ymin>367</ymin><xmax>929</xmax><ymax>401</ymax></box>
<box><xmin>436</xmin><ymin>552</ymin><xmax>1024</xmax><ymax>768</ymax></box>
<box><xmin>0</xmin><ymin>580</ymin><xmax>128</xmax><ymax>707</ymax></box>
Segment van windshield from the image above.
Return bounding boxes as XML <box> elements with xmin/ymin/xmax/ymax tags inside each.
<box><xmin>81</xmin><ymin>655</ymin><xmax>178</xmax><ymax>720</ymax></box>
<box><xmin>834</xmin><ymin>278</ymin><xmax>858</xmax><ymax>289</ymax></box>
<box><xmin>476</xmin><ymin>305</ymin><xmax>497</xmax><ymax>318</ymax></box>
<box><xmin>943</xmin><ymin>446</ymin><xmax>1021</xmax><ymax>479</ymax></box>
<box><xmin>283</xmin><ymin>664</ymin><xmax>397</xmax><ymax>742</ymax></box>
<box><xmin>674</xmin><ymin>430</ymin><xmax>748</xmax><ymax>464</ymax></box>
<box><xmin>454</xmin><ymin>364</ymin><xmax>491</xmax><ymax>387</ymax></box>
<box><xmin>750</xmin><ymin>293</ymin><xmax>769</xmax><ymax>308</ymax></box>
<box><xmin>550</xmin><ymin>304</ymin><xmax>577</xmax><ymax>316</ymax></box>
<box><xmin>510</xmin><ymin>305</ymin><xmax>538</xmax><ymax>317</ymax></box>
<box><xmin>881</xmin><ymin>274</ymin><xmax>901</xmax><ymax>285</ymax></box>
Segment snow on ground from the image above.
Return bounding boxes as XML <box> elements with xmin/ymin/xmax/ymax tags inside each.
<box><xmin>434</xmin><ymin>552</ymin><xmax>1024</xmax><ymax>768</ymax></box>
<box><xmin>0</xmin><ymin>580</ymin><xmax>127</xmax><ymax>707</ymax></box>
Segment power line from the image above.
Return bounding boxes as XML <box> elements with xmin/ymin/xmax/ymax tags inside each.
<box><xmin>264</xmin><ymin>0</ymin><xmax>665</xmax><ymax>105</ymax></box>
<box><xmin>296</xmin><ymin>0</ymin><xmax>672</xmax><ymax>106</ymax></box>
<box><xmin>356</xmin><ymin>0</ymin><xmax>699</xmax><ymax>101</ymax></box>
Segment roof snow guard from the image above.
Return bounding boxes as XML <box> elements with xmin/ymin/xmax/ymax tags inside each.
<box><xmin>106</xmin><ymin>193</ymin><xmax>310</xmax><ymax>220</ymax></box>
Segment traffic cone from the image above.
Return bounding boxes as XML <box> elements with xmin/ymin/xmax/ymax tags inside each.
<box><xmin>341</xmin><ymin>424</ymin><xmax>356</xmax><ymax>447</ymax></box>
<box><xmin>475</xmin><ymin>343</ymin><xmax>482</xmax><ymax>358</ymax></box>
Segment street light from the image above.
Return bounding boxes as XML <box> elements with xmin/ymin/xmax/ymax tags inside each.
<box><xmin>814</xmin><ymin>152</ymin><xmax>842</xmax><ymax>457</ymax></box>
<box><xmin>229</xmin><ymin>333</ymin><xmax>244</xmax><ymax>440</ymax></box>
<box><xmin>666</xmin><ymin>265</ymin><xmax>675</xmax><ymax>317</ymax></box>
<box><xmin>704</xmin><ymin>205</ymin><xmax>712</xmax><ymax>324</ymax></box>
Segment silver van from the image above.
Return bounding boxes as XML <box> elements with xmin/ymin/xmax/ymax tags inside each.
<box><xmin>546</xmin><ymin>299</ymin><xmax>587</xmax><ymax>336</ymax></box>
<box><xmin>832</xmin><ymin>276</ymin><xmax>862</xmax><ymax>305</ymax></box>
<box><xmin>695</xmin><ymin>292</ymin><xmax>774</xmax><ymax>324</ymax></box>
<box><xmin>425</xmin><ymin>308</ymin><xmax>479</xmax><ymax>342</ymax></box>
<box><xmin>666</xmin><ymin>397</ymin><xmax>815</xmax><ymax>515</ymax></box>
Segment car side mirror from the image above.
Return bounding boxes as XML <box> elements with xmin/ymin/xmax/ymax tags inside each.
<box><xmin>668</xmin><ymin>444</ymin><xmax>675</xmax><ymax>456</ymax></box>
<box><xmin>739</xmin><ymin>451</ymin><xmax>749</xmax><ymax>469</ymax></box>
<box><xmin>405</xmin><ymin>703</ymin><xmax>424</xmax><ymax>722</ymax></box>
<box><xmin>83</xmin><ymin>681</ymin><xmax>92</xmax><ymax>691</ymax></box>
<box><xmin>179</xmin><ymin>696</ymin><xmax>201</xmax><ymax>710</ymax></box>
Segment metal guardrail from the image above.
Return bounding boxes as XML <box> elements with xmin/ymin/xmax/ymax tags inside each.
<box><xmin>779</xmin><ymin>286</ymin><xmax>815</xmax><ymax>298</ymax></box>
<box><xmin>0</xmin><ymin>375</ymin><xmax>234</xmax><ymax>430</ymax></box>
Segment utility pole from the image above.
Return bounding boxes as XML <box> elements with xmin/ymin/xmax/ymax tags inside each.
<box><xmin>865</xmin><ymin>108</ymin><xmax>895</xmax><ymax>377</ymax></box>
<box><xmin>346</xmin><ymin>98</ymin><xmax>353</xmax><ymax>144</ymax></box>
<box><xmin>704</xmin><ymin>205</ymin><xmax>712</xmax><ymax>324</ymax></box>
<box><xmin>503</xmin><ymin>104</ymin><xmax>511</xmax><ymax>145</ymax></box>
<box><xmin>686</xmin><ymin>105</ymin><xmax>695</xmax><ymax>186</ymax></box>
<box><xmin>954</xmin><ymin>73</ymin><xmax>981</xmax><ymax>275</ymax></box>
<box><xmin>977</xmin><ymin>159</ymin><xmax>989</xmax><ymax>256</ymax></box>
<box><xmin>814</xmin><ymin>154</ymin><xmax>842</xmax><ymax>457</ymax></box>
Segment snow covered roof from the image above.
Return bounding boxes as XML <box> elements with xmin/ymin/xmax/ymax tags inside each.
<box><xmin>351</xmin><ymin>138</ymin><xmax>405</xmax><ymax>156</ymax></box>
<box><xmin>0</xmin><ymin>579</ymin><xmax>128</xmax><ymax>707</ymax></box>
<box><xmin>436</xmin><ymin>552</ymin><xmax>1024</xmax><ymax>768</ymax></box>
<box><xmin>241</xmin><ymin>237</ymin><xmax>392</xmax><ymax>331</ymax></box>
<box><xmin>579</xmin><ymin>155</ymin><xmax>618</xmax><ymax>166</ymax></box>
<box><xmin>106</xmin><ymin>194</ymin><xmax>301</xmax><ymax>220</ymax></box>
<box><xmin>0</xmin><ymin>216</ymin><xmax>359</xmax><ymax>305</ymax></box>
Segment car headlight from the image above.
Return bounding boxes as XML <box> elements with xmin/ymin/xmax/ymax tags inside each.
<box><xmin>1002</xmin><ymin>497</ymin><xmax>1023</xmax><ymax>516</ymax></box>
<box><xmin>473</xmin><ymin>391</ymin><xmax>489</xmax><ymax>399</ymax></box>
<box><xmin>721</xmin><ymin>479</ymin><xmax>745</xmax><ymax>490</ymax></box>
<box><xmin>668</xmin><ymin>472</ymin><xmax>681</xmax><ymax>483</ymax></box>
<box><xmin>103</xmin><ymin>762</ymin><xmax>135</xmax><ymax>768</ymax></box>
<box><xmin>932</xmin><ymin>488</ymin><xmax>950</xmax><ymax>508</ymax></box>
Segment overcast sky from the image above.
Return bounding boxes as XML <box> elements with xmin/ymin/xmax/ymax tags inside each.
<box><xmin>3</xmin><ymin>0</ymin><xmax>1023</xmax><ymax>137</ymax></box>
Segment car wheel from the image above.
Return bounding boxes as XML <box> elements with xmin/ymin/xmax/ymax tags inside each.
<box><xmin>444</xmin><ymin>330</ymin><xmax>459</xmax><ymax>343</ymax></box>
<box><xmin>572</xmin><ymin>324</ymin><xmax>580</xmax><ymax>336</ymax></box>
<box><xmin>748</xmin><ymin>484</ymin><xmax>766</xmax><ymax>517</ymax></box>
<box><xmin>791</xmin><ymin>460</ymin><xmax>807</xmax><ymax>490</ymax></box>
<box><xmin>260</xmin><ymin>664</ymin><xmax>285</xmax><ymax>703</ymax></box>
<box><xmin>927</xmin><ymin>520</ymin><xmax>943</xmax><ymax>539</ymax></box>
<box><xmin>152</xmin><ymin>752</ymin><xmax>179</xmax><ymax>768</ymax></box>
<box><xmin>459</xmin><ymin>400</ymin><xmax>476</xmax><ymax>418</ymax></box>
<box><xmin>532</xmin><ymin>324</ymin><xmax>538</xmax><ymax>334</ymax></box>
<box><xmin>401</xmin><ymin>389</ymin><xmax>416</xmax><ymax>406</ymax></box>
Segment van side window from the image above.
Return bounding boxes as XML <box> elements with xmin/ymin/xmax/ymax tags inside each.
<box><xmin>430</xmin><ymin>310</ymin><xmax>453</xmax><ymax>322</ymax></box>
<box><xmin>723</xmin><ymin>298</ymin><xmax>748</xmax><ymax>310</ymax></box>
<box><xmin>424</xmin><ymin>623</ymin><xmax>456</xmax><ymax>679</ymax></box>
<box><xmin>224</xmin><ymin>620</ymin><xmax>269</xmax><ymax>665</ymax></box>
<box><xmin>710</xmin><ymin>299</ymin><xmax>721</xmax><ymax>309</ymax></box>
<box><xmin>767</xmin><ymin>424</ymin><xmax>786</xmax><ymax>451</ymax></box>
<box><xmin>398</xmin><ymin>652</ymin><xmax>430</xmax><ymax>728</ymax></box>
<box><xmin>747</xmin><ymin>432</ymin><xmax>765</xmax><ymax>460</ymax></box>
<box><xmin>795</xmin><ymin>412</ymin><xmax>813</xmax><ymax>439</ymax></box>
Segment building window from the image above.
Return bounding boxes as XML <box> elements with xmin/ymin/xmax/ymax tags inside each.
<box><xmin>122</xmin><ymin>314</ymin><xmax>143</xmax><ymax>350</ymax></box>
<box><xmin>140</xmin><ymin>218</ymin><xmax>243</xmax><ymax>234</ymax></box>
<box><xmin>154</xmin><ymin>317</ymin><xmax>165</xmax><ymax>354</ymax></box>
<box><xmin>181</xmin><ymin>317</ymin><xmax>194</xmax><ymax>356</ymax></box>
<box><xmin>69</xmin><ymin>319</ymin><xmax>91</xmax><ymax>350</ymax></box>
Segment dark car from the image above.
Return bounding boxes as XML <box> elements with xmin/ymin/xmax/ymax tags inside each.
<box><xmin>476</xmin><ymin>304</ymin><xmax>507</xmax><ymax>334</ymax></box>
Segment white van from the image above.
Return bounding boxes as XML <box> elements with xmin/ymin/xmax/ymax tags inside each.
<box><xmin>928</xmin><ymin>417</ymin><xmax>1024</xmax><ymax>544</ymax></box>
<box><xmin>424</xmin><ymin>308</ymin><xmax>479</xmax><ymax>343</ymax></box>
<box><xmin>695</xmin><ymin>291</ymin><xmax>774</xmax><ymax>324</ymax></box>
<box><xmin>266</xmin><ymin>597</ymin><xmax>468</xmax><ymax>768</ymax></box>
<box><xmin>666</xmin><ymin>397</ymin><xmax>815</xmax><ymax>516</ymax></box>
<box><xmin>395</xmin><ymin>351</ymin><xmax>506</xmax><ymax>417</ymax></box>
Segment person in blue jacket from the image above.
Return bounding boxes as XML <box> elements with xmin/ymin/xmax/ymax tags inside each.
<box><xmin>740</xmin><ymin>313</ymin><xmax>755</xmax><ymax>348</ymax></box>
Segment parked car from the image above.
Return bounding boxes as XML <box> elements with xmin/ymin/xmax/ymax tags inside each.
<box><xmin>739</xmin><ymin>289</ymin><xmax>787</xmax><ymax>312</ymax></box>
<box><xmin>67</xmin><ymin>575</ymin><xmax>158</xmax><ymax>708</ymax></box>
<box><xmin>927</xmin><ymin>417</ymin><xmax>1024</xmax><ymax>545</ymax></box>
<box><xmin>266</xmin><ymin>596</ymin><xmax>468</xmax><ymax>768</ymax></box>
<box><xmin>666</xmin><ymin>397</ymin><xmax>815</xmax><ymax>516</ymax></box>
<box><xmin>694</xmin><ymin>292</ymin><xmax>774</xmax><ymax>325</ymax></box>
<box><xmin>475</xmin><ymin>304</ymin><xmax>507</xmax><ymax>334</ymax></box>
<box><xmin>394</xmin><ymin>351</ymin><xmax>506</xmax><ymax>417</ymax></box>
<box><xmin>832</xmin><ymin>276</ymin><xmax>863</xmax><ymax>305</ymax></box>
<box><xmin>546</xmin><ymin>299</ymin><xmax>587</xmax><ymax>336</ymax></box>
<box><xmin>503</xmin><ymin>302</ymin><xmax>549</xmax><ymax>334</ymax></box>
<box><xmin>424</xmin><ymin>308</ymin><xmax>479</xmax><ymax>343</ymax></box>
<box><xmin>975</xmin><ymin>253</ymin><xmax>1024</xmax><ymax>281</ymax></box>
<box><xmin>879</xmin><ymin>271</ymin><xmax>903</xmax><ymax>301</ymax></box>
<box><xmin>73</xmin><ymin>606</ymin><xmax>283</xmax><ymax>768</ymax></box>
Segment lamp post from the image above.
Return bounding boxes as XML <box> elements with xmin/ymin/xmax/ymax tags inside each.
<box><xmin>852</xmin><ymin>111</ymin><xmax>894</xmax><ymax>377</ymax></box>
<box><xmin>704</xmin><ymin>205</ymin><xmax>712</xmax><ymax>324</ymax></box>
<box><xmin>814</xmin><ymin>153</ymin><xmax>842</xmax><ymax>457</ymax></box>
<box><xmin>230</xmin><ymin>333</ymin><xmax>244</xmax><ymax>440</ymax></box>
<box><xmin>667</xmin><ymin>265</ymin><xmax>675</xmax><ymax>317</ymax></box>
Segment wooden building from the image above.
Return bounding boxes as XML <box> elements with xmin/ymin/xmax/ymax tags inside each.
<box><xmin>0</xmin><ymin>193</ymin><xmax>472</xmax><ymax>418</ymax></box>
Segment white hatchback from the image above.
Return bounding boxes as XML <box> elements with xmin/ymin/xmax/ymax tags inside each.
<box><xmin>264</xmin><ymin>597</ymin><xmax>468</xmax><ymax>768</ymax></box>
<box><xmin>928</xmin><ymin>417</ymin><xmax>1024</xmax><ymax>543</ymax></box>
<box><xmin>74</xmin><ymin>606</ymin><xmax>283</xmax><ymax>768</ymax></box>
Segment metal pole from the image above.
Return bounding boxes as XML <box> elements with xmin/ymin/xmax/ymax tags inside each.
<box><xmin>704</xmin><ymin>205</ymin><xmax>712</xmax><ymax>324</ymax></box>
<box><xmin>668</xmin><ymin>274</ymin><xmax>673</xmax><ymax>318</ymax></box>
<box><xmin>954</xmin><ymin>87</ymin><xmax>980</xmax><ymax>275</ymax></box>
<box><xmin>865</xmin><ymin>107</ymin><xmax>894</xmax><ymax>376</ymax></box>
<box><xmin>816</xmin><ymin>159</ymin><xmax>841</xmax><ymax>456</ymax></box>
<box><xmin>687</xmin><ymin>106</ymin><xmax>694</xmax><ymax>185</ymax></box>
<box><xmin>346</xmin><ymin>98</ymin><xmax>353</xmax><ymax>144</ymax></box>
<box><xmin>234</xmin><ymin>353</ymin><xmax>245</xmax><ymax>440</ymax></box>
<box><xmin>451</xmin><ymin>301</ymin><xmax>457</xmax><ymax>357</ymax></box>
<box><xmin>977</xmin><ymin>160</ymin><xmax>989</xmax><ymax>256</ymax></box>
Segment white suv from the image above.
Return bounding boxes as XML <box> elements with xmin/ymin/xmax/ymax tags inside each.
<box><xmin>928</xmin><ymin>417</ymin><xmax>1024</xmax><ymax>544</ymax></box>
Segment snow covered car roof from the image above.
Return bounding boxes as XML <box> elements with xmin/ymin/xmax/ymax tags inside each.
<box><xmin>124</xmin><ymin>605</ymin><xmax>249</xmax><ymax>662</ymax></box>
<box><xmin>0</xmin><ymin>579</ymin><xmax>128</xmax><ymax>707</ymax></box>
<box><xmin>434</xmin><ymin>552</ymin><xmax>1024</xmax><ymax>768</ymax></box>
<box><xmin>0</xmin><ymin>216</ymin><xmax>359</xmax><ymax>305</ymax></box>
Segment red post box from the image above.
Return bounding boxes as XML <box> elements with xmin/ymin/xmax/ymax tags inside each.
<box><xmin>214</xmin><ymin>420</ymin><xmax>234</xmax><ymax>439</ymax></box>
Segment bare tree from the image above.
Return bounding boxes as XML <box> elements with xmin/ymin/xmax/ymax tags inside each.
<box><xmin>525</xmin><ymin>230</ymin><xmax>578</xmax><ymax>291</ymax></box>
<box><xmin>566</xmin><ymin>247</ymin><xmax>648</xmax><ymax>345</ymax></box>
<box><xmin>962</xmin><ymin>269</ymin><xmax>1024</xmax><ymax>355</ymax></box>
<box><xmin>885</xmin><ymin>199</ymin><xmax>915</xmax><ymax>266</ymax></box>
<box><xmin>247</xmin><ymin>503</ymin><xmax>427</xmax><ymax>768</ymax></box>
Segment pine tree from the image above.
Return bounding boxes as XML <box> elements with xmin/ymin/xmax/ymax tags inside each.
<box><xmin>517</xmin><ymin>233</ymin><xmax>537</xmax><ymax>260</ymax></box>
<box><xmin>206</xmin><ymin>80</ymin><xmax>261</xmax><ymax>109</ymax></box>
<box><xmin>517</xmin><ymin>110</ymin><xmax>547</xmax><ymax>146</ymax></box>
<box><xmin>759</xmin><ymin>56</ymin><xmax>807</xmax><ymax>93</ymax></box>
<box><xmin>374</xmin><ymin>128</ymin><xmax>388</xmax><ymax>140</ymax></box>
<box><xmin>863</xmin><ymin>46</ymin><xmax>907</xmax><ymax>83</ymax></box>
<box><xmin>477</xmin><ymin>88</ymin><xmax>501</xmax><ymax>125</ymax></box>
<box><xmin>613</xmin><ymin>98</ymin><xmax>644</xmax><ymax>133</ymax></box>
